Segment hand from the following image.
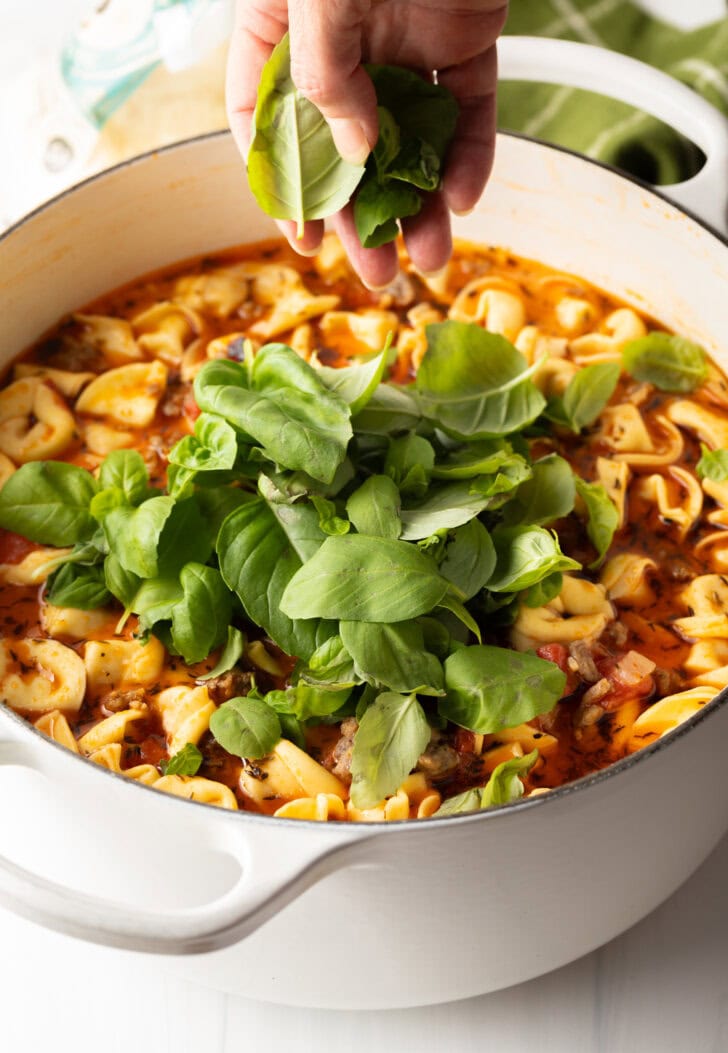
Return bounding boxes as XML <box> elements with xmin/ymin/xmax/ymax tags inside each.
<box><xmin>227</xmin><ymin>0</ymin><xmax>508</xmax><ymax>288</ymax></box>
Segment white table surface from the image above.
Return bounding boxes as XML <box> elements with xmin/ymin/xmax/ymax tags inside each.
<box><xmin>1</xmin><ymin>2</ymin><xmax>727</xmax><ymax>1050</ymax></box>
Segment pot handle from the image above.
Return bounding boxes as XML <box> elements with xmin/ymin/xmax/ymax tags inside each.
<box><xmin>0</xmin><ymin>739</ymin><xmax>365</xmax><ymax>954</ymax></box>
<box><xmin>498</xmin><ymin>36</ymin><xmax>728</xmax><ymax>237</ymax></box>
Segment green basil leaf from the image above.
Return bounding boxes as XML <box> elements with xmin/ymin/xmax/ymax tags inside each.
<box><xmin>351</xmin><ymin>383</ymin><xmax>421</xmax><ymax>435</ymax></box>
<box><xmin>209</xmin><ymin>696</ymin><xmax>281</xmax><ymax>759</ymax></box>
<box><xmin>574</xmin><ymin>478</ymin><xmax>619</xmax><ymax>569</ymax></box>
<box><xmin>0</xmin><ymin>461</ymin><xmax>98</xmax><ymax>546</ymax></box>
<box><xmin>523</xmin><ymin>571</ymin><xmax>563</xmax><ymax>609</ymax></box>
<box><xmin>372</xmin><ymin>106</ymin><xmax>400</xmax><ymax>176</ymax></box>
<box><xmin>247</xmin><ymin>33</ymin><xmax>365</xmax><ymax>232</ymax></box>
<box><xmin>195</xmin><ymin>487</ymin><xmax>255</xmax><ymax>546</ymax></box>
<box><xmin>199</xmin><ymin>625</ymin><xmax>246</xmax><ymax>681</ymax></box>
<box><xmin>349</xmin><ymin>691</ymin><xmax>431</xmax><ymax>808</ymax></box>
<box><xmin>366</xmin><ymin>64</ymin><xmax>458</xmax><ymax>161</ymax></box>
<box><xmin>161</xmin><ymin>743</ymin><xmax>204</xmax><ymax>776</ymax></box>
<box><xmin>487</xmin><ymin>526</ymin><xmax>581</xmax><ymax>593</ymax></box>
<box><xmin>194</xmin><ymin>349</ymin><xmax>352</xmax><ymax>484</ymax></box>
<box><xmin>385</xmin><ymin>433</ymin><xmax>435</xmax><ymax>497</ymax></box>
<box><xmin>560</xmin><ymin>361</ymin><xmax>620</xmax><ymax>432</ymax></box>
<box><xmin>436</xmin><ymin>594</ymin><xmax>482</xmax><ymax>643</ymax></box>
<box><xmin>346</xmin><ymin>474</ymin><xmax>401</xmax><ymax>539</ymax></box>
<box><xmin>696</xmin><ymin>444</ymin><xmax>728</xmax><ymax>482</ymax></box>
<box><xmin>280</xmin><ymin>535</ymin><xmax>449</xmax><ymax>622</ymax></box>
<box><xmin>47</xmin><ymin>562</ymin><xmax>112</xmax><ymax>610</ymax></box>
<box><xmin>133</xmin><ymin>576</ymin><xmax>182</xmax><ymax>630</ymax></box>
<box><xmin>622</xmin><ymin>332</ymin><xmax>707</xmax><ymax>392</ymax></box>
<box><xmin>168</xmin><ymin>413</ymin><xmax>239</xmax><ymax>472</ymax></box>
<box><xmin>439</xmin><ymin>519</ymin><xmax>496</xmax><ymax>601</ymax></box>
<box><xmin>433</xmin><ymin>787</ymin><xmax>483</xmax><ymax>816</ymax></box>
<box><xmin>354</xmin><ymin>175</ymin><xmax>422</xmax><ymax>248</ymax></box>
<box><xmin>218</xmin><ymin>498</ymin><xmax>334</xmax><ymax>661</ymax></box>
<box><xmin>300</xmin><ymin>635</ymin><xmax>360</xmax><ymax>689</ymax></box>
<box><xmin>169</xmin><ymin>563</ymin><xmax>233</xmax><ymax>664</ymax></box>
<box><xmin>386</xmin><ymin>137</ymin><xmax>440</xmax><ymax>191</ymax></box>
<box><xmin>431</xmin><ymin>439</ymin><xmax>526</xmax><ymax>481</ymax></box>
<box><xmin>416</xmin><ymin>322</ymin><xmax>546</xmax><ymax>438</ymax></box>
<box><xmin>399</xmin><ymin>480</ymin><xmax>493</xmax><ymax>541</ymax></box>
<box><xmin>440</xmin><ymin>645</ymin><xmax>566</xmax><ymax>733</ymax></box>
<box><xmin>316</xmin><ymin>344</ymin><xmax>390</xmax><ymax>416</ymax></box>
<box><xmin>98</xmin><ymin>450</ymin><xmax>149</xmax><ymax>505</ymax></box>
<box><xmin>263</xmin><ymin>682</ymin><xmax>351</xmax><ymax>720</ymax></box>
<box><xmin>501</xmin><ymin>454</ymin><xmax>575</xmax><ymax>527</ymax></box>
<box><xmin>339</xmin><ymin>619</ymin><xmax>444</xmax><ymax>695</ymax></box>
<box><xmin>104</xmin><ymin>553</ymin><xmax>141</xmax><ymax>609</ymax></box>
<box><xmin>105</xmin><ymin>496</ymin><xmax>211</xmax><ymax>579</ymax></box>
<box><xmin>481</xmin><ymin>750</ymin><xmax>539</xmax><ymax>808</ymax></box>
<box><xmin>310</xmin><ymin>495</ymin><xmax>350</xmax><ymax>536</ymax></box>
<box><xmin>90</xmin><ymin>486</ymin><xmax>129</xmax><ymax>523</ymax></box>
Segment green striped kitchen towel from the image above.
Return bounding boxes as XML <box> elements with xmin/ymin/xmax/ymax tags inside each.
<box><xmin>500</xmin><ymin>0</ymin><xmax>728</xmax><ymax>183</ymax></box>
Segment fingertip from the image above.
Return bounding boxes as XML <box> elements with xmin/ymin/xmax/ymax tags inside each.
<box><xmin>401</xmin><ymin>193</ymin><xmax>453</xmax><ymax>276</ymax></box>
<box><xmin>276</xmin><ymin>219</ymin><xmax>325</xmax><ymax>256</ymax></box>
<box><xmin>331</xmin><ymin>207</ymin><xmax>400</xmax><ymax>289</ymax></box>
<box><xmin>328</xmin><ymin>118</ymin><xmax>372</xmax><ymax>166</ymax></box>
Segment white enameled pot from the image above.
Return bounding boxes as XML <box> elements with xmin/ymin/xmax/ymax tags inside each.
<box><xmin>0</xmin><ymin>39</ymin><xmax>728</xmax><ymax>1011</ymax></box>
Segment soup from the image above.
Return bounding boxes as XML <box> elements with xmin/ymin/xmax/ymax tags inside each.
<box><xmin>0</xmin><ymin>235</ymin><xmax>725</xmax><ymax>821</ymax></box>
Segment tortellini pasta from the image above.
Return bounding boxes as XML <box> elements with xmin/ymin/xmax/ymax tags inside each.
<box><xmin>0</xmin><ymin>378</ymin><xmax>76</xmax><ymax>462</ymax></box>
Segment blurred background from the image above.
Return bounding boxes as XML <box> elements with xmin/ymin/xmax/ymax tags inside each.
<box><xmin>0</xmin><ymin>0</ymin><xmax>726</xmax><ymax>229</ymax></box>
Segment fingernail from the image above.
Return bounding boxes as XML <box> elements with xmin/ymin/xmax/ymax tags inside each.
<box><xmin>419</xmin><ymin>265</ymin><xmax>448</xmax><ymax>280</ymax></box>
<box><xmin>361</xmin><ymin>276</ymin><xmax>395</xmax><ymax>293</ymax></box>
<box><xmin>329</xmin><ymin>118</ymin><xmax>371</xmax><ymax>166</ymax></box>
<box><xmin>451</xmin><ymin>206</ymin><xmax>475</xmax><ymax>217</ymax></box>
<box><xmin>291</xmin><ymin>242</ymin><xmax>322</xmax><ymax>258</ymax></box>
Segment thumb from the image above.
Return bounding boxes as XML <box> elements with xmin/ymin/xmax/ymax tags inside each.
<box><xmin>288</xmin><ymin>0</ymin><xmax>378</xmax><ymax>165</ymax></box>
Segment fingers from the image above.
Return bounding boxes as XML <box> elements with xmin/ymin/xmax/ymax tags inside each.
<box><xmin>331</xmin><ymin>205</ymin><xmax>400</xmax><ymax>290</ymax></box>
<box><xmin>276</xmin><ymin>218</ymin><xmax>325</xmax><ymax>255</ymax></box>
<box><xmin>288</xmin><ymin>0</ymin><xmax>379</xmax><ymax>164</ymax></box>
<box><xmin>401</xmin><ymin>192</ymin><xmax>452</xmax><ymax>276</ymax></box>
<box><xmin>437</xmin><ymin>44</ymin><xmax>499</xmax><ymax>215</ymax></box>
<box><xmin>225</xmin><ymin>0</ymin><xmax>289</xmax><ymax>156</ymax></box>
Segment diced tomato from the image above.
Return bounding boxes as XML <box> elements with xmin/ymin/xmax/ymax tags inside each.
<box><xmin>183</xmin><ymin>392</ymin><xmax>201</xmax><ymax>423</ymax></box>
<box><xmin>0</xmin><ymin>529</ymin><xmax>38</xmax><ymax>565</ymax></box>
<box><xmin>454</xmin><ymin>728</ymin><xmax>476</xmax><ymax>754</ymax></box>
<box><xmin>594</xmin><ymin>653</ymin><xmax>655</xmax><ymax>711</ymax></box>
<box><xmin>536</xmin><ymin>643</ymin><xmax>578</xmax><ymax>696</ymax></box>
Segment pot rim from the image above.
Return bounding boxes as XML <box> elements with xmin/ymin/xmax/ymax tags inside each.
<box><xmin>1</xmin><ymin>128</ymin><xmax>726</xmax><ymax>832</ymax></box>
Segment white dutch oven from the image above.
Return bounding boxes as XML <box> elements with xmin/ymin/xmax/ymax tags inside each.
<box><xmin>0</xmin><ymin>39</ymin><xmax>727</xmax><ymax>1011</ymax></box>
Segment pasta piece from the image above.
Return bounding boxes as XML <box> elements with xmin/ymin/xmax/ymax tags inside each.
<box><xmin>73</xmin><ymin>313</ymin><xmax>142</xmax><ymax>365</ymax></box>
<box><xmin>0</xmin><ymin>547</ymin><xmax>71</xmax><ymax>586</ymax></box>
<box><xmin>398</xmin><ymin>303</ymin><xmax>443</xmax><ymax>372</ymax></box>
<box><xmin>532</xmin><ymin>355</ymin><xmax>578</xmax><ymax>397</ymax></box>
<box><xmin>684</xmin><ymin>639</ymin><xmax>728</xmax><ymax>677</ymax></box>
<box><xmin>673</xmin><ymin>575</ymin><xmax>728</xmax><ymax>639</ymax></box>
<box><xmin>239</xmin><ymin>739</ymin><xmax>347</xmax><ymax>805</ymax></box>
<box><xmin>14</xmin><ymin>363</ymin><xmax>94</xmax><ymax>398</ymax></box>
<box><xmin>600</xmin><ymin>554</ymin><xmax>657</xmax><ymax>607</ymax></box>
<box><xmin>483</xmin><ymin>741</ymin><xmax>524</xmax><ymax>773</ymax></box>
<box><xmin>78</xmin><ymin>708</ymin><xmax>148</xmax><ymax>753</ymax></box>
<box><xmin>598</xmin><ymin>407</ymin><xmax>684</xmax><ymax>467</ymax></box>
<box><xmin>41</xmin><ymin>603</ymin><xmax>117</xmax><ymax>641</ymax></box>
<box><xmin>0</xmin><ymin>452</ymin><xmax>15</xmax><ymax>488</ymax></box>
<box><xmin>154</xmin><ymin>774</ymin><xmax>238</xmax><ymax>809</ymax></box>
<box><xmin>34</xmin><ymin>709</ymin><xmax>80</xmax><ymax>754</ymax></box>
<box><xmin>633</xmin><ymin>468</ymin><xmax>703</xmax><ymax>540</ymax></box>
<box><xmin>82</xmin><ymin>422</ymin><xmax>136</xmax><ymax>455</ymax></box>
<box><xmin>555</xmin><ymin>296</ymin><xmax>597</xmax><ymax>334</ymax></box>
<box><xmin>627</xmin><ymin>686</ymin><xmax>715</xmax><ymax>751</ymax></box>
<box><xmin>75</xmin><ymin>360</ymin><xmax>168</xmax><ymax>427</ymax></box>
<box><xmin>174</xmin><ymin>267</ymin><xmax>249</xmax><ymax>318</ymax></box>
<box><xmin>346</xmin><ymin>775</ymin><xmax>442</xmax><ymax>822</ymax></box>
<box><xmin>511</xmin><ymin>574</ymin><xmax>614</xmax><ymax>651</ymax></box>
<box><xmin>449</xmin><ymin>281</ymin><xmax>526</xmax><ymax>341</ymax></box>
<box><xmin>0</xmin><ymin>638</ymin><xmax>86</xmax><ymax>714</ymax></box>
<box><xmin>132</xmin><ymin>302</ymin><xmax>200</xmax><ymax>365</ymax></box>
<box><xmin>0</xmin><ymin>378</ymin><xmax>75</xmax><ymax>462</ymax></box>
<box><xmin>514</xmin><ymin>325</ymin><xmax>569</xmax><ymax>364</ymax></box>
<box><xmin>246</xmin><ymin>265</ymin><xmax>339</xmax><ymax>339</ymax></box>
<box><xmin>153</xmin><ymin>684</ymin><xmax>216</xmax><ymax>754</ymax></box>
<box><xmin>84</xmin><ymin>636</ymin><xmax>165</xmax><ymax>696</ymax></box>
<box><xmin>320</xmin><ymin>309</ymin><xmax>399</xmax><ymax>355</ymax></box>
<box><xmin>702</xmin><ymin>477</ymin><xmax>728</xmax><ymax>528</ymax></box>
<box><xmin>288</xmin><ymin>323</ymin><xmax>315</xmax><ymax>361</ymax></box>
<box><xmin>596</xmin><ymin>458</ymin><xmax>631</xmax><ymax>528</ymax></box>
<box><xmin>570</xmin><ymin>308</ymin><xmax>647</xmax><ymax>363</ymax></box>
<box><xmin>667</xmin><ymin>400</ymin><xmax>728</xmax><ymax>450</ymax></box>
<box><xmin>487</xmin><ymin>723</ymin><xmax>558</xmax><ymax>756</ymax></box>
<box><xmin>313</xmin><ymin>232</ymin><xmax>351</xmax><ymax>283</ymax></box>
<box><xmin>274</xmin><ymin>794</ymin><xmax>347</xmax><ymax>821</ymax></box>
<box><xmin>86</xmin><ymin>742</ymin><xmax>160</xmax><ymax>785</ymax></box>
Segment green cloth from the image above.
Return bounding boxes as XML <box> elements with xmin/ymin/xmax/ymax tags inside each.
<box><xmin>500</xmin><ymin>0</ymin><xmax>728</xmax><ymax>184</ymax></box>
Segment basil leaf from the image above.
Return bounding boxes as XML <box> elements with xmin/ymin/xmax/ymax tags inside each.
<box><xmin>280</xmin><ymin>535</ymin><xmax>449</xmax><ymax>622</ymax></box>
<box><xmin>501</xmin><ymin>454</ymin><xmax>575</xmax><ymax>527</ymax></box>
<box><xmin>385</xmin><ymin>433</ymin><xmax>435</xmax><ymax>498</ymax></box>
<box><xmin>387</xmin><ymin>137</ymin><xmax>441</xmax><ymax>191</ymax></box>
<box><xmin>400</xmin><ymin>481</ymin><xmax>494</xmax><ymax>541</ymax></box>
<box><xmin>104</xmin><ymin>553</ymin><xmax>141</xmax><ymax>610</ymax></box>
<box><xmin>339</xmin><ymin>619</ymin><xmax>444</xmax><ymax>695</ymax></box>
<box><xmin>437</xmin><ymin>594</ymin><xmax>482</xmax><ymax>643</ymax></box>
<box><xmin>440</xmin><ymin>645</ymin><xmax>566</xmax><ymax>733</ymax></box>
<box><xmin>246</xmin><ymin>33</ymin><xmax>365</xmax><ymax>233</ymax></box>
<box><xmin>316</xmin><ymin>344</ymin><xmax>390</xmax><ymax>416</ymax></box>
<box><xmin>105</xmin><ymin>496</ymin><xmax>211</xmax><ymax>579</ymax></box>
<box><xmin>199</xmin><ymin>625</ymin><xmax>246</xmax><ymax>681</ymax></box>
<box><xmin>416</xmin><ymin>322</ymin><xmax>546</xmax><ymax>438</ymax></box>
<box><xmin>439</xmin><ymin>519</ymin><xmax>496</xmax><ymax>601</ymax></box>
<box><xmin>622</xmin><ymin>332</ymin><xmax>707</xmax><ymax>392</ymax></box>
<box><xmin>133</xmin><ymin>576</ymin><xmax>182</xmax><ymax>631</ymax></box>
<box><xmin>0</xmin><ymin>461</ymin><xmax>98</xmax><ymax>546</ymax></box>
<box><xmin>218</xmin><ymin>497</ymin><xmax>334</xmax><ymax>661</ymax></box>
<box><xmin>194</xmin><ymin>349</ymin><xmax>352</xmax><ymax>484</ymax></box>
<box><xmin>366</xmin><ymin>64</ymin><xmax>458</xmax><ymax>160</ymax></box>
<box><xmin>169</xmin><ymin>564</ymin><xmax>233</xmax><ymax>664</ymax></box>
<box><xmin>487</xmin><ymin>526</ymin><xmax>581</xmax><ymax>593</ymax></box>
<box><xmin>90</xmin><ymin>486</ymin><xmax>129</xmax><ymax>523</ymax></box>
<box><xmin>481</xmin><ymin>750</ymin><xmax>539</xmax><ymax>808</ymax></box>
<box><xmin>560</xmin><ymin>362</ymin><xmax>620</xmax><ymax>432</ymax></box>
<box><xmin>351</xmin><ymin>384</ymin><xmax>421</xmax><ymax>435</ymax></box>
<box><xmin>372</xmin><ymin>106</ymin><xmax>400</xmax><ymax>175</ymax></box>
<box><xmin>263</xmin><ymin>682</ymin><xmax>351</xmax><ymax>721</ymax></box>
<box><xmin>98</xmin><ymin>450</ymin><xmax>149</xmax><ymax>505</ymax></box>
<box><xmin>354</xmin><ymin>176</ymin><xmax>422</xmax><ymax>248</ymax></box>
<box><xmin>434</xmin><ymin>787</ymin><xmax>483</xmax><ymax>816</ymax></box>
<box><xmin>168</xmin><ymin>413</ymin><xmax>239</xmax><ymax>472</ymax></box>
<box><xmin>300</xmin><ymin>635</ymin><xmax>360</xmax><ymax>689</ymax></box>
<box><xmin>523</xmin><ymin>571</ymin><xmax>563</xmax><ymax>608</ymax></box>
<box><xmin>161</xmin><ymin>743</ymin><xmax>203</xmax><ymax>776</ymax></box>
<box><xmin>349</xmin><ymin>692</ymin><xmax>431</xmax><ymax>808</ymax></box>
<box><xmin>575</xmin><ymin>478</ymin><xmax>619</xmax><ymax>568</ymax></box>
<box><xmin>696</xmin><ymin>444</ymin><xmax>728</xmax><ymax>482</ymax></box>
<box><xmin>431</xmin><ymin>439</ymin><xmax>527</xmax><ymax>481</ymax></box>
<box><xmin>47</xmin><ymin>562</ymin><xmax>112</xmax><ymax>610</ymax></box>
<box><xmin>310</xmin><ymin>495</ymin><xmax>350</xmax><ymax>536</ymax></box>
<box><xmin>210</xmin><ymin>696</ymin><xmax>281</xmax><ymax>759</ymax></box>
<box><xmin>346</xmin><ymin>475</ymin><xmax>401</xmax><ymax>539</ymax></box>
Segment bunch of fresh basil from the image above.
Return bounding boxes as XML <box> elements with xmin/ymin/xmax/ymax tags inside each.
<box><xmin>0</xmin><ymin>323</ymin><xmax>704</xmax><ymax>809</ymax></box>
<box><xmin>246</xmin><ymin>34</ymin><xmax>459</xmax><ymax>247</ymax></box>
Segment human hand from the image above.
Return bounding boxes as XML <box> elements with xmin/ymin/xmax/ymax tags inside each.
<box><xmin>227</xmin><ymin>1</ymin><xmax>508</xmax><ymax>288</ymax></box>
